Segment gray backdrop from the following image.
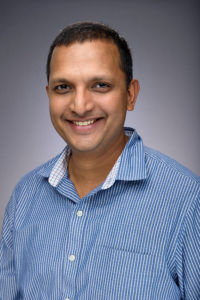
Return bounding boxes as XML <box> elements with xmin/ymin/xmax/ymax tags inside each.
<box><xmin>0</xmin><ymin>0</ymin><xmax>200</xmax><ymax>230</ymax></box>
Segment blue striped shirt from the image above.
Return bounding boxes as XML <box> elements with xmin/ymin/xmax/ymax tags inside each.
<box><xmin>0</xmin><ymin>128</ymin><xmax>200</xmax><ymax>299</ymax></box>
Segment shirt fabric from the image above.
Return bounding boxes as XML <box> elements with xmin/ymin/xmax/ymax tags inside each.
<box><xmin>0</xmin><ymin>127</ymin><xmax>200</xmax><ymax>300</ymax></box>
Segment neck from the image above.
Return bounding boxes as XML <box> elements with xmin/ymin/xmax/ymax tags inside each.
<box><xmin>68</xmin><ymin>134</ymin><xmax>129</xmax><ymax>198</ymax></box>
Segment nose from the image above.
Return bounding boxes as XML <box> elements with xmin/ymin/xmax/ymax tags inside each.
<box><xmin>69</xmin><ymin>87</ymin><xmax>94</xmax><ymax>116</ymax></box>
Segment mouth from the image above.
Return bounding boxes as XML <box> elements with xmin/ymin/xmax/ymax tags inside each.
<box><xmin>70</xmin><ymin>118</ymin><xmax>102</xmax><ymax>126</ymax></box>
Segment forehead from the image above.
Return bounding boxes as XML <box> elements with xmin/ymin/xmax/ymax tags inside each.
<box><xmin>49</xmin><ymin>40</ymin><xmax>123</xmax><ymax>80</ymax></box>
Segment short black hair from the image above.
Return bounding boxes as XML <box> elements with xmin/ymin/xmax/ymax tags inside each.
<box><xmin>46</xmin><ymin>22</ymin><xmax>133</xmax><ymax>88</ymax></box>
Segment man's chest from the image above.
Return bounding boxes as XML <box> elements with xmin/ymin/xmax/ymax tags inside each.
<box><xmin>13</xmin><ymin>182</ymin><xmax>181</xmax><ymax>299</ymax></box>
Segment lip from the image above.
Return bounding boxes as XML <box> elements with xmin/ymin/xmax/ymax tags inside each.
<box><xmin>71</xmin><ymin>118</ymin><xmax>97</xmax><ymax>126</ymax></box>
<box><xmin>68</xmin><ymin>117</ymin><xmax>101</xmax><ymax>122</ymax></box>
<box><xmin>67</xmin><ymin>117</ymin><xmax>104</xmax><ymax>133</ymax></box>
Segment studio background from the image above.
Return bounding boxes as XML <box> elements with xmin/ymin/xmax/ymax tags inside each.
<box><xmin>0</xmin><ymin>0</ymin><xmax>200</xmax><ymax>231</ymax></box>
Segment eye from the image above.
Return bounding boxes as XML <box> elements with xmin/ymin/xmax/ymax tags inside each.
<box><xmin>54</xmin><ymin>84</ymin><xmax>71</xmax><ymax>94</ymax></box>
<box><xmin>93</xmin><ymin>82</ymin><xmax>111</xmax><ymax>92</ymax></box>
<box><xmin>95</xmin><ymin>83</ymin><xmax>108</xmax><ymax>88</ymax></box>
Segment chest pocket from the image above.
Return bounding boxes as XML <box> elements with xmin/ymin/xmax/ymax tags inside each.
<box><xmin>87</xmin><ymin>245</ymin><xmax>155</xmax><ymax>300</ymax></box>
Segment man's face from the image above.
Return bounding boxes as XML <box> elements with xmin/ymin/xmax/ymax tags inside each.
<box><xmin>47</xmin><ymin>40</ymin><xmax>138</xmax><ymax>155</ymax></box>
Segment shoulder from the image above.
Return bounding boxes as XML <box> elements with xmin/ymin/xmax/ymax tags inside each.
<box><xmin>13</xmin><ymin>151</ymin><xmax>63</xmax><ymax>198</ymax></box>
<box><xmin>143</xmin><ymin>146</ymin><xmax>200</xmax><ymax>251</ymax></box>
<box><xmin>5</xmin><ymin>151</ymin><xmax>65</xmax><ymax>227</ymax></box>
<box><xmin>3</xmin><ymin>152</ymin><xmax>63</xmax><ymax>230</ymax></box>
<box><xmin>143</xmin><ymin>145</ymin><xmax>200</xmax><ymax>221</ymax></box>
<box><xmin>144</xmin><ymin>145</ymin><xmax>200</xmax><ymax>185</ymax></box>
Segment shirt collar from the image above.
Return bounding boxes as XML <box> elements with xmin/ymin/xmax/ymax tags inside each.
<box><xmin>36</xmin><ymin>146</ymin><xmax>69</xmax><ymax>184</ymax></box>
<box><xmin>116</xmin><ymin>128</ymin><xmax>147</xmax><ymax>181</ymax></box>
<box><xmin>38</xmin><ymin>127</ymin><xmax>147</xmax><ymax>188</ymax></box>
<box><xmin>102</xmin><ymin>128</ymin><xmax>147</xmax><ymax>189</ymax></box>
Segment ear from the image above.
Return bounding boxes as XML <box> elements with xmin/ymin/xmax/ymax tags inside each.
<box><xmin>46</xmin><ymin>85</ymin><xmax>50</xmax><ymax>97</ymax></box>
<box><xmin>127</xmin><ymin>79</ymin><xmax>140</xmax><ymax>111</ymax></box>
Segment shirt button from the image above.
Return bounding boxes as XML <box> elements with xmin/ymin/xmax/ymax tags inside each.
<box><xmin>65</xmin><ymin>298</ymin><xmax>70</xmax><ymax>300</ymax></box>
<box><xmin>69</xmin><ymin>254</ymin><xmax>75</xmax><ymax>262</ymax></box>
<box><xmin>77</xmin><ymin>210</ymin><xmax>83</xmax><ymax>217</ymax></box>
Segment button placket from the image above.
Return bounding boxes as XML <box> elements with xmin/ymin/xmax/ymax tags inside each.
<box><xmin>63</xmin><ymin>201</ymin><xmax>89</xmax><ymax>297</ymax></box>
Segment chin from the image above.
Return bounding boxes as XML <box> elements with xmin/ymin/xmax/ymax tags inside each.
<box><xmin>70</xmin><ymin>146</ymin><xmax>98</xmax><ymax>153</ymax></box>
<box><xmin>65</xmin><ymin>137</ymin><xmax>103</xmax><ymax>153</ymax></box>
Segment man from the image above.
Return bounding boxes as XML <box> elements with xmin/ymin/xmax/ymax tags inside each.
<box><xmin>0</xmin><ymin>22</ymin><xmax>199</xmax><ymax>299</ymax></box>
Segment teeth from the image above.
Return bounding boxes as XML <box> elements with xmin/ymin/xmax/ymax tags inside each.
<box><xmin>73</xmin><ymin>119</ymin><xmax>96</xmax><ymax>126</ymax></box>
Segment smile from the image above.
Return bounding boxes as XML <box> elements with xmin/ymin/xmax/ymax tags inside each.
<box><xmin>72</xmin><ymin>119</ymin><xmax>96</xmax><ymax>126</ymax></box>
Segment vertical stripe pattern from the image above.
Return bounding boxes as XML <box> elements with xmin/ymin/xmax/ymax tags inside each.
<box><xmin>0</xmin><ymin>127</ymin><xmax>199</xmax><ymax>299</ymax></box>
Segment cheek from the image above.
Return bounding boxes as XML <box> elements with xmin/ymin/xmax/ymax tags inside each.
<box><xmin>49</xmin><ymin>102</ymin><xmax>57</xmax><ymax>120</ymax></box>
<box><xmin>49</xmin><ymin>99</ymin><xmax>66</xmax><ymax>117</ymax></box>
<box><xmin>105</xmin><ymin>94</ymin><xmax>128</xmax><ymax>117</ymax></box>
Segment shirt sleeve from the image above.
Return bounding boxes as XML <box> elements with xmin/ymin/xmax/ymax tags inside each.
<box><xmin>0</xmin><ymin>191</ymin><xmax>19</xmax><ymax>299</ymax></box>
<box><xmin>176</xmin><ymin>192</ymin><xmax>200</xmax><ymax>299</ymax></box>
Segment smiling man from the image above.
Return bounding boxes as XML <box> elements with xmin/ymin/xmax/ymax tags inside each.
<box><xmin>0</xmin><ymin>22</ymin><xmax>200</xmax><ymax>299</ymax></box>
<box><xmin>47</xmin><ymin>39</ymin><xmax>138</xmax><ymax>198</ymax></box>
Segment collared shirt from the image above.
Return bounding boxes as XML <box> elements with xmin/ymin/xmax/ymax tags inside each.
<box><xmin>0</xmin><ymin>128</ymin><xmax>200</xmax><ymax>300</ymax></box>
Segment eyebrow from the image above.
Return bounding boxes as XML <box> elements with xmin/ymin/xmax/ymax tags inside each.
<box><xmin>50</xmin><ymin>78</ymin><xmax>70</xmax><ymax>85</ymax></box>
<box><xmin>50</xmin><ymin>75</ymin><xmax>114</xmax><ymax>86</ymax></box>
<box><xmin>89</xmin><ymin>76</ymin><xmax>112</xmax><ymax>81</ymax></box>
